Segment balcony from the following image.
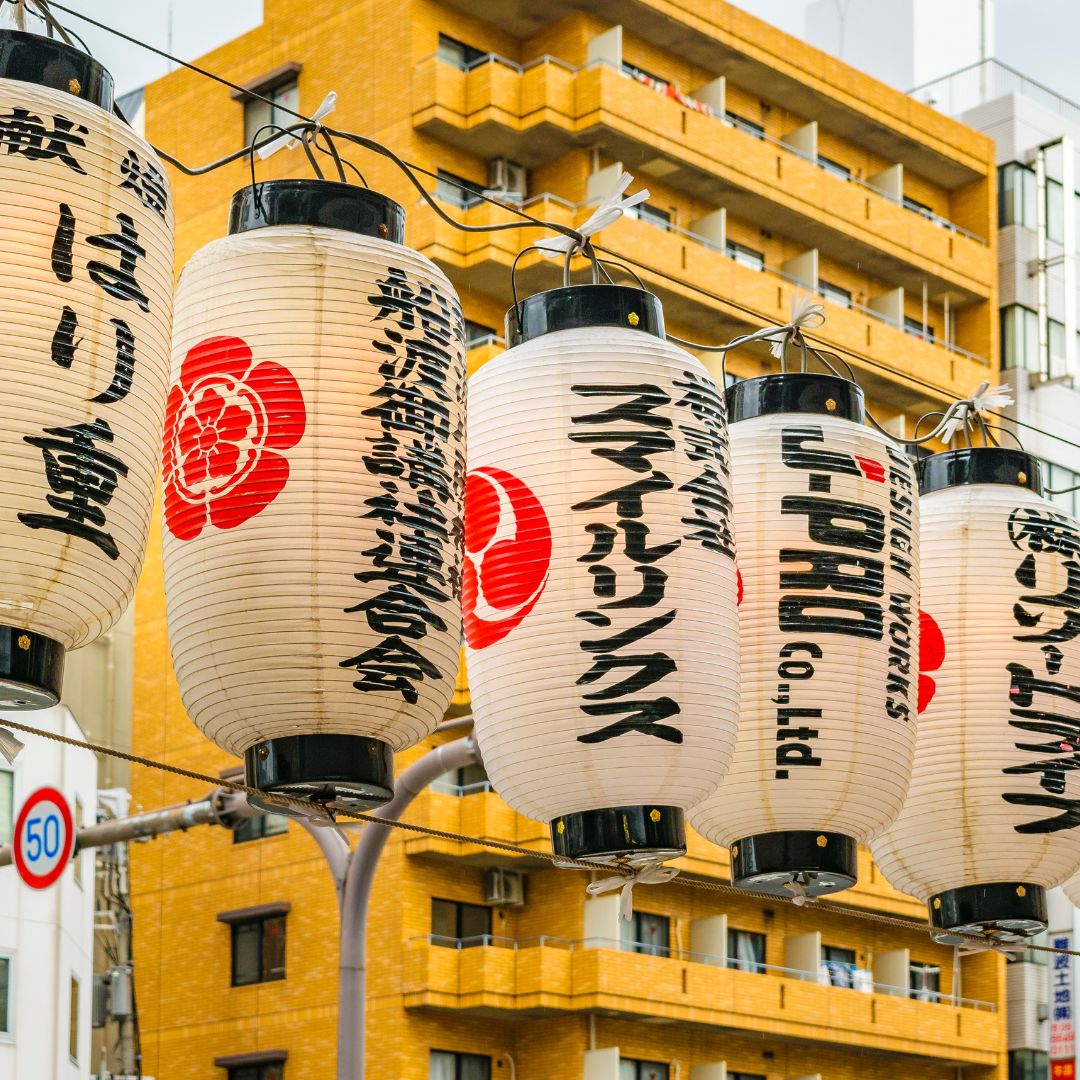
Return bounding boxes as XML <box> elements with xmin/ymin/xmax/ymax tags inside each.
<box><xmin>402</xmin><ymin>935</ymin><xmax>998</xmax><ymax>1065</ymax></box>
<box><xmin>412</xmin><ymin>55</ymin><xmax>993</xmax><ymax>305</ymax></box>
<box><xmin>412</xmin><ymin>192</ymin><xmax>990</xmax><ymax>409</ymax></box>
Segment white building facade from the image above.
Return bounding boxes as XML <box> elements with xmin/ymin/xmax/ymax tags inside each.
<box><xmin>0</xmin><ymin>706</ymin><xmax>97</xmax><ymax>1080</ymax></box>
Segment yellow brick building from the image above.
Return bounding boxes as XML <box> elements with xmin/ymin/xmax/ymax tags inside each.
<box><xmin>130</xmin><ymin>1</ymin><xmax>1007</xmax><ymax>1078</ymax></box>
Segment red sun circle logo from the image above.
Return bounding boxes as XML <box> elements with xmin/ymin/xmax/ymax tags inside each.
<box><xmin>463</xmin><ymin>466</ymin><xmax>552</xmax><ymax>649</ymax></box>
<box><xmin>918</xmin><ymin>609</ymin><xmax>945</xmax><ymax>714</ymax></box>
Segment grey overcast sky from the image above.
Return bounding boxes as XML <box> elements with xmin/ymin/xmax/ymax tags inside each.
<box><xmin>18</xmin><ymin>0</ymin><xmax>1080</xmax><ymax>102</ymax></box>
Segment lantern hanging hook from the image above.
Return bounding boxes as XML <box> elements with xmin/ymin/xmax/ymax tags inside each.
<box><xmin>585</xmin><ymin>861</ymin><xmax>680</xmax><ymax>921</ymax></box>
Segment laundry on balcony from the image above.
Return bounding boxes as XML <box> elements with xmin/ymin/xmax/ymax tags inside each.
<box><xmin>622</xmin><ymin>64</ymin><xmax>714</xmax><ymax>116</ymax></box>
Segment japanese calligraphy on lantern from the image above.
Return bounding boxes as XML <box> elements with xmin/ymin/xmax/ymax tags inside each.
<box><xmin>465</xmin><ymin>326</ymin><xmax>740</xmax><ymax>824</ymax></box>
<box><xmin>0</xmin><ymin>76</ymin><xmax>173</xmax><ymax>655</ymax></box>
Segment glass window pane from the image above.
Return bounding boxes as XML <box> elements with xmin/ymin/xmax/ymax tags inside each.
<box><xmin>69</xmin><ymin>976</ymin><xmax>78</xmax><ymax>1061</ymax></box>
<box><xmin>431</xmin><ymin>899</ymin><xmax>457</xmax><ymax>943</ymax></box>
<box><xmin>244</xmin><ymin>97</ymin><xmax>272</xmax><ymax>146</ymax></box>
<box><xmin>228</xmin><ymin>1069</ymin><xmax>259</xmax><ymax>1080</ymax></box>
<box><xmin>0</xmin><ymin>770</ymin><xmax>12</xmax><ymax>845</ymax></box>
<box><xmin>430</xmin><ymin>1051</ymin><xmax>456</xmax><ymax>1080</ymax></box>
<box><xmin>262</xmin><ymin>916</ymin><xmax>286</xmax><ymax>980</ymax></box>
<box><xmin>0</xmin><ymin>957</ymin><xmax>9</xmax><ymax>1034</ymax></box>
<box><xmin>460</xmin><ymin>1053</ymin><xmax>491</xmax><ymax>1080</ymax></box>
<box><xmin>620</xmin><ymin>1062</ymin><xmax>639</xmax><ymax>1080</ymax></box>
<box><xmin>1049</xmin><ymin>318</ymin><xmax>1066</xmax><ymax>377</ymax></box>
<box><xmin>271</xmin><ymin>82</ymin><xmax>299</xmax><ymax>128</ymax></box>
<box><xmin>1048</xmin><ymin>178</ymin><xmax>1065</xmax><ymax>243</ymax></box>
<box><xmin>232</xmin><ymin>922</ymin><xmax>262</xmax><ymax>986</ymax></box>
<box><xmin>458</xmin><ymin>903</ymin><xmax>491</xmax><ymax>942</ymax></box>
<box><xmin>1022</xmin><ymin>167</ymin><xmax>1038</xmax><ymax>228</ymax></box>
<box><xmin>728</xmin><ymin>929</ymin><xmax>765</xmax><ymax>970</ymax></box>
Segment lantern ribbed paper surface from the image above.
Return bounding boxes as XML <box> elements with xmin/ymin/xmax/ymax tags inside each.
<box><xmin>163</xmin><ymin>183</ymin><xmax>466</xmax><ymax>781</ymax></box>
<box><xmin>690</xmin><ymin>373</ymin><xmax>919</xmax><ymax>895</ymax></box>
<box><xmin>0</xmin><ymin>33</ymin><xmax>173</xmax><ymax>708</ymax></box>
<box><xmin>464</xmin><ymin>286</ymin><xmax>740</xmax><ymax>861</ymax></box>
<box><xmin>871</xmin><ymin>448</ymin><xmax>1080</xmax><ymax>939</ymax></box>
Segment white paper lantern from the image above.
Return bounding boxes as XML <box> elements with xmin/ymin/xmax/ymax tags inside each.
<box><xmin>871</xmin><ymin>448</ymin><xmax>1080</xmax><ymax>941</ymax></box>
<box><xmin>0</xmin><ymin>32</ymin><xmax>173</xmax><ymax>709</ymax></box>
<box><xmin>690</xmin><ymin>373</ymin><xmax>920</xmax><ymax>896</ymax></box>
<box><xmin>465</xmin><ymin>285</ymin><xmax>740</xmax><ymax>866</ymax></box>
<box><xmin>163</xmin><ymin>181</ymin><xmax>466</xmax><ymax>810</ymax></box>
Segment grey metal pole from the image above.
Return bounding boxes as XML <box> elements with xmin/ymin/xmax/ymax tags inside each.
<box><xmin>335</xmin><ymin>732</ymin><xmax>479</xmax><ymax>1080</ymax></box>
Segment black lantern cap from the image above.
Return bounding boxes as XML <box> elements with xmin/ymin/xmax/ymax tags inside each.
<box><xmin>506</xmin><ymin>285</ymin><xmax>664</xmax><ymax>347</ymax></box>
<box><xmin>0</xmin><ymin>29</ymin><xmax>113</xmax><ymax>111</ymax></box>
<box><xmin>229</xmin><ymin>180</ymin><xmax>405</xmax><ymax>242</ymax></box>
<box><xmin>550</xmin><ymin>805</ymin><xmax>685</xmax><ymax>869</ymax></box>
<box><xmin>0</xmin><ymin>625</ymin><xmax>64</xmax><ymax>710</ymax></box>
<box><xmin>730</xmin><ymin>831</ymin><xmax>857</xmax><ymax>897</ymax></box>
<box><xmin>726</xmin><ymin>372</ymin><xmax>864</xmax><ymax>424</ymax></box>
<box><xmin>928</xmin><ymin>882</ymin><xmax>1047</xmax><ymax>945</ymax></box>
<box><xmin>244</xmin><ymin>734</ymin><xmax>394</xmax><ymax>816</ymax></box>
<box><xmin>917</xmin><ymin>447</ymin><xmax>1043</xmax><ymax>496</ymax></box>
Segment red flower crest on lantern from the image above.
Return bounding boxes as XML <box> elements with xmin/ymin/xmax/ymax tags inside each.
<box><xmin>463</xmin><ymin>466</ymin><xmax>552</xmax><ymax>649</ymax></box>
<box><xmin>162</xmin><ymin>336</ymin><xmax>306</xmax><ymax>541</ymax></box>
<box><xmin>918</xmin><ymin>609</ymin><xmax>945</xmax><ymax>713</ymax></box>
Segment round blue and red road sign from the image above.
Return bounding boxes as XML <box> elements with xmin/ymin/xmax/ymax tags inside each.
<box><xmin>13</xmin><ymin>786</ymin><xmax>74</xmax><ymax>890</ymax></box>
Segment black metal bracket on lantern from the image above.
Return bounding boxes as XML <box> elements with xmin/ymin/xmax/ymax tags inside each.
<box><xmin>506</xmin><ymin>285</ymin><xmax>664</xmax><ymax>347</ymax></box>
<box><xmin>916</xmin><ymin>447</ymin><xmax>1043</xmax><ymax>496</ymax></box>
<box><xmin>244</xmin><ymin>734</ymin><xmax>394</xmax><ymax>817</ymax></box>
<box><xmin>229</xmin><ymin>179</ymin><xmax>405</xmax><ymax>242</ymax></box>
<box><xmin>730</xmin><ymin>831</ymin><xmax>857</xmax><ymax>897</ymax></box>
<box><xmin>928</xmin><ymin>881</ymin><xmax>1047</xmax><ymax>945</ymax></box>
<box><xmin>725</xmin><ymin>372</ymin><xmax>864</xmax><ymax>424</ymax></box>
<box><xmin>550</xmin><ymin>805</ymin><xmax>685</xmax><ymax>868</ymax></box>
<box><xmin>0</xmin><ymin>625</ymin><xmax>64</xmax><ymax>710</ymax></box>
<box><xmin>0</xmin><ymin>28</ymin><xmax>113</xmax><ymax>110</ymax></box>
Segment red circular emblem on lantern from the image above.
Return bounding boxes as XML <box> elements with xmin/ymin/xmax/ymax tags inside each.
<box><xmin>918</xmin><ymin>609</ymin><xmax>945</xmax><ymax>714</ymax></box>
<box><xmin>463</xmin><ymin>466</ymin><xmax>552</xmax><ymax>649</ymax></box>
<box><xmin>163</xmin><ymin>336</ymin><xmax>306</xmax><ymax>541</ymax></box>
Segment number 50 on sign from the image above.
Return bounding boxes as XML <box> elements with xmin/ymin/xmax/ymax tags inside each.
<box><xmin>13</xmin><ymin>786</ymin><xmax>74</xmax><ymax>889</ymax></box>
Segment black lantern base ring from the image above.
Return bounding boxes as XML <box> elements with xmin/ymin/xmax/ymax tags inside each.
<box><xmin>928</xmin><ymin>882</ymin><xmax>1047</xmax><ymax>944</ymax></box>
<box><xmin>550</xmin><ymin>805</ymin><xmax>685</xmax><ymax>869</ymax></box>
<box><xmin>730</xmin><ymin>831</ymin><xmax>858</xmax><ymax>897</ymax></box>
<box><xmin>0</xmin><ymin>626</ymin><xmax>64</xmax><ymax>709</ymax></box>
<box><xmin>243</xmin><ymin>734</ymin><xmax>394</xmax><ymax>817</ymax></box>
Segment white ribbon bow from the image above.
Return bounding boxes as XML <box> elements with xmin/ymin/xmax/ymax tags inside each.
<box><xmin>783</xmin><ymin>877</ymin><xmax>812</xmax><ymax>907</ymax></box>
<box><xmin>938</xmin><ymin>380</ymin><xmax>1014</xmax><ymax>444</ymax></box>
<box><xmin>257</xmin><ymin>91</ymin><xmax>338</xmax><ymax>160</ymax></box>
<box><xmin>956</xmin><ymin>940</ymin><xmax>1027</xmax><ymax>958</ymax></box>
<box><xmin>0</xmin><ymin>726</ymin><xmax>24</xmax><ymax>765</ymax></box>
<box><xmin>535</xmin><ymin>171</ymin><xmax>649</xmax><ymax>258</ymax></box>
<box><xmin>585</xmin><ymin>862</ymin><xmax>680</xmax><ymax>921</ymax></box>
<box><xmin>769</xmin><ymin>292</ymin><xmax>827</xmax><ymax>359</ymax></box>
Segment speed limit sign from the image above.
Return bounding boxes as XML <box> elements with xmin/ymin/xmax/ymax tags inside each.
<box><xmin>13</xmin><ymin>786</ymin><xmax>74</xmax><ymax>890</ymax></box>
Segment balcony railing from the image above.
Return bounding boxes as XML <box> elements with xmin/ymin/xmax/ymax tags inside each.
<box><xmin>433</xmin><ymin>190</ymin><xmax>989</xmax><ymax>367</ymax></box>
<box><xmin>421</xmin><ymin>50</ymin><xmax>987</xmax><ymax>245</ymax></box>
<box><xmin>407</xmin><ymin>933</ymin><xmax>996</xmax><ymax>1012</ymax></box>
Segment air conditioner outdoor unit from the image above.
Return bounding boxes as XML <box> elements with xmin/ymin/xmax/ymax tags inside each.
<box><xmin>484</xmin><ymin>867</ymin><xmax>525</xmax><ymax>906</ymax></box>
<box><xmin>487</xmin><ymin>157</ymin><xmax>527</xmax><ymax>197</ymax></box>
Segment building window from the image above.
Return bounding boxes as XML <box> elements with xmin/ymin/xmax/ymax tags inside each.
<box><xmin>435</xmin><ymin>169</ymin><xmax>484</xmax><ymax>210</ymax></box>
<box><xmin>1045</xmin><ymin>462</ymin><xmax>1080</xmax><ymax>518</ymax></box>
<box><xmin>437</xmin><ymin>33</ymin><xmax>487</xmax><ymax>72</ymax></box>
<box><xmin>1047</xmin><ymin>177</ymin><xmax>1065</xmax><ymax>244</ymax></box>
<box><xmin>464</xmin><ymin>320</ymin><xmax>497</xmax><ymax>348</ymax></box>
<box><xmin>1001</xmin><ymin>162</ymin><xmax>1038</xmax><ymax>228</ymax></box>
<box><xmin>726</xmin><ymin>110</ymin><xmax>765</xmax><ymax>139</ymax></box>
<box><xmin>902</xmin><ymin>194</ymin><xmax>933</xmax><ymax>220</ymax></box>
<box><xmin>903</xmin><ymin>315</ymin><xmax>936</xmax><ymax>341</ymax></box>
<box><xmin>231</xmin><ymin>915</ymin><xmax>287</xmax><ymax>986</ymax></box>
<box><xmin>818</xmin><ymin>278</ymin><xmax>852</xmax><ymax>308</ymax></box>
<box><xmin>0</xmin><ymin>955</ymin><xmax>10</xmax><ymax>1035</ymax></box>
<box><xmin>433</xmin><ymin>762</ymin><xmax>491</xmax><ymax>795</ymax></box>
<box><xmin>727</xmin><ymin>928</ymin><xmax>766</xmax><ymax>972</ymax></box>
<box><xmin>822</xmin><ymin>944</ymin><xmax>857</xmax><ymax>988</ymax></box>
<box><xmin>233</xmin><ymin>814</ymin><xmax>289</xmax><ymax>844</ymax></box>
<box><xmin>1074</xmin><ymin>191</ymin><xmax>1080</xmax><ymax>251</ymax></box>
<box><xmin>69</xmin><ymin>976</ymin><xmax>79</xmax><ymax>1061</ymax></box>
<box><xmin>817</xmin><ymin>154</ymin><xmax>851</xmax><ymax>179</ymax></box>
<box><xmin>621</xmin><ymin>60</ymin><xmax>668</xmax><ymax>90</ymax></box>
<box><xmin>726</xmin><ymin>239</ymin><xmax>765</xmax><ymax>271</ymax></box>
<box><xmin>1008</xmin><ymin>1049</ymin><xmax>1050</xmax><ymax>1080</ymax></box>
<box><xmin>628</xmin><ymin>202</ymin><xmax>673</xmax><ymax>230</ymax></box>
<box><xmin>620</xmin><ymin>911</ymin><xmax>670</xmax><ymax>956</ymax></box>
<box><xmin>430</xmin><ymin>1049</ymin><xmax>491</xmax><ymax>1080</ymax></box>
<box><xmin>243</xmin><ymin>79</ymin><xmax>299</xmax><ymax>147</ymax></box>
<box><xmin>228</xmin><ymin>1066</ymin><xmax>284</xmax><ymax>1080</ymax></box>
<box><xmin>729</xmin><ymin>1075</ymin><xmax>767</xmax><ymax>1080</ymax></box>
<box><xmin>620</xmin><ymin>1061</ymin><xmax>669</xmax><ymax>1080</ymax></box>
<box><xmin>431</xmin><ymin>898</ymin><xmax>492</xmax><ymax>947</ymax></box>
<box><xmin>909</xmin><ymin>961</ymin><xmax>941</xmax><ymax>1001</ymax></box>
<box><xmin>1001</xmin><ymin>305</ymin><xmax>1040</xmax><ymax>371</ymax></box>
<box><xmin>1048</xmin><ymin>317</ymin><xmax>1067</xmax><ymax>377</ymax></box>
<box><xmin>0</xmin><ymin>769</ymin><xmax>12</xmax><ymax>845</ymax></box>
